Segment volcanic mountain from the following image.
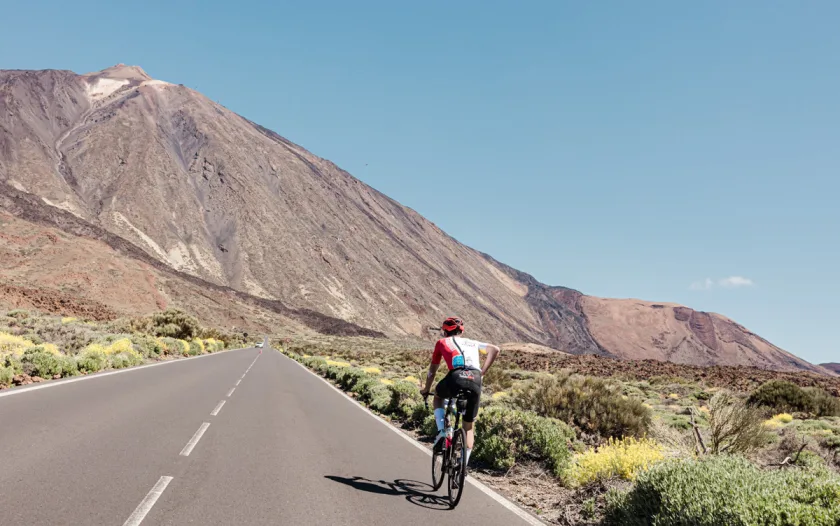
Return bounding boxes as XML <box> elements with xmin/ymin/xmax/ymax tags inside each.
<box><xmin>0</xmin><ymin>65</ymin><xmax>824</xmax><ymax>373</ymax></box>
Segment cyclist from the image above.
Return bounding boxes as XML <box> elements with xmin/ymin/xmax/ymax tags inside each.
<box><xmin>419</xmin><ymin>316</ymin><xmax>500</xmax><ymax>469</ymax></box>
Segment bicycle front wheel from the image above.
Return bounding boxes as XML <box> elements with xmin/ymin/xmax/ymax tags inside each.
<box><xmin>447</xmin><ymin>428</ymin><xmax>467</xmax><ymax>508</ymax></box>
<box><xmin>431</xmin><ymin>436</ymin><xmax>446</xmax><ymax>490</ymax></box>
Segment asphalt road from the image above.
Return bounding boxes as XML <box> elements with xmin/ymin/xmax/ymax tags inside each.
<box><xmin>0</xmin><ymin>346</ymin><xmax>541</xmax><ymax>525</ymax></box>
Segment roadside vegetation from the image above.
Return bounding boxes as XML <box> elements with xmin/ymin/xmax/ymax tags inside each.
<box><xmin>275</xmin><ymin>336</ymin><xmax>840</xmax><ymax>525</ymax></box>
<box><xmin>0</xmin><ymin>308</ymin><xmax>249</xmax><ymax>388</ymax></box>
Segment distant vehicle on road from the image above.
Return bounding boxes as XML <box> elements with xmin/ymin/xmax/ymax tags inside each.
<box><xmin>255</xmin><ymin>342</ymin><xmax>264</xmax><ymax>348</ymax></box>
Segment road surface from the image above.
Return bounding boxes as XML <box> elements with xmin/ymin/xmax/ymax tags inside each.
<box><xmin>0</xmin><ymin>346</ymin><xmax>541</xmax><ymax>525</ymax></box>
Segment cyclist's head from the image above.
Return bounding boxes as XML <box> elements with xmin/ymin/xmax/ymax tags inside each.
<box><xmin>441</xmin><ymin>316</ymin><xmax>464</xmax><ymax>337</ymax></box>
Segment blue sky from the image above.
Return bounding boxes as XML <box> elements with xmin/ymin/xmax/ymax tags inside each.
<box><xmin>2</xmin><ymin>1</ymin><xmax>838</xmax><ymax>364</ymax></box>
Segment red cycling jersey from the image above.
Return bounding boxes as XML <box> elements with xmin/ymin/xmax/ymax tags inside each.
<box><xmin>431</xmin><ymin>336</ymin><xmax>487</xmax><ymax>371</ymax></box>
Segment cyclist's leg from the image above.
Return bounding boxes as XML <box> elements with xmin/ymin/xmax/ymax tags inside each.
<box><xmin>433</xmin><ymin>371</ymin><xmax>455</xmax><ymax>435</ymax></box>
<box><xmin>458</xmin><ymin>370</ymin><xmax>482</xmax><ymax>466</ymax></box>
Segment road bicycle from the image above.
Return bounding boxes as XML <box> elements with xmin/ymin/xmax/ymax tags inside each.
<box><xmin>423</xmin><ymin>390</ymin><xmax>469</xmax><ymax>508</ymax></box>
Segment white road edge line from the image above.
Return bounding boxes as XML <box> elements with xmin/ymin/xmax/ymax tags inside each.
<box><xmin>180</xmin><ymin>423</ymin><xmax>210</xmax><ymax>456</ymax></box>
<box><xmin>122</xmin><ymin>475</ymin><xmax>173</xmax><ymax>526</ymax></box>
<box><xmin>235</xmin><ymin>379</ymin><xmax>241</xmax><ymax>386</ymax></box>
<box><xmin>0</xmin><ymin>347</ymin><xmax>258</xmax><ymax>399</ymax></box>
<box><xmin>210</xmin><ymin>400</ymin><xmax>226</xmax><ymax>416</ymax></box>
<box><xmin>279</xmin><ymin>351</ymin><xmax>546</xmax><ymax>526</ymax></box>
<box><xmin>227</xmin><ymin>387</ymin><xmax>236</xmax><ymax>397</ymax></box>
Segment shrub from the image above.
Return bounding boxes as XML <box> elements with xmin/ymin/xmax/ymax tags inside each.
<box><xmin>513</xmin><ymin>373</ymin><xmax>651</xmax><ymax>439</ymax></box>
<box><xmin>132</xmin><ymin>334</ymin><xmax>164</xmax><ymax>358</ymax></box>
<box><xmin>61</xmin><ymin>317</ymin><xmax>78</xmax><ymax>324</ymax></box>
<box><xmin>147</xmin><ymin>309</ymin><xmax>201</xmax><ymax>340</ymax></box>
<box><xmin>473</xmin><ymin>406</ymin><xmax>576</xmax><ymax>476</ymax></box>
<box><xmin>565</xmin><ymin>437</ymin><xmax>665</xmax><ymax>487</ymax></box>
<box><xmin>707</xmin><ymin>391</ymin><xmax>772</xmax><ymax>455</ymax></box>
<box><xmin>748</xmin><ymin>380</ymin><xmax>816</xmax><ymax>415</ymax></box>
<box><xmin>175</xmin><ymin>339</ymin><xmax>190</xmax><ymax>356</ymax></box>
<box><xmin>368</xmin><ymin>384</ymin><xmax>392</xmax><ymax>413</ymax></box>
<box><xmin>351</xmin><ymin>376</ymin><xmax>380</xmax><ymax>401</ymax></box>
<box><xmin>0</xmin><ymin>331</ymin><xmax>35</xmax><ymax>359</ymax></box>
<box><xmin>362</xmin><ymin>366</ymin><xmax>382</xmax><ymax>375</ymax></box>
<box><xmin>60</xmin><ymin>355</ymin><xmax>79</xmax><ymax>376</ymax></box>
<box><xmin>104</xmin><ymin>338</ymin><xmax>133</xmax><ymax>355</ymax></box>
<box><xmin>387</xmin><ymin>381</ymin><xmax>423</xmax><ymax>420</ymax></box>
<box><xmin>109</xmin><ymin>350</ymin><xmax>143</xmax><ymax>369</ymax></box>
<box><xmin>605</xmin><ymin>455</ymin><xmax>840</xmax><ymax>525</ymax></box>
<box><xmin>77</xmin><ymin>347</ymin><xmax>107</xmax><ymax>373</ymax></box>
<box><xmin>7</xmin><ymin>309</ymin><xmax>30</xmax><ymax>319</ymax></box>
<box><xmin>0</xmin><ymin>365</ymin><xmax>14</xmax><ymax>386</ymax></box>
<box><xmin>483</xmin><ymin>366</ymin><xmax>513</xmax><ymax>391</ymax></box>
<box><xmin>804</xmin><ymin>387</ymin><xmax>840</xmax><ymax>418</ymax></box>
<box><xmin>20</xmin><ymin>347</ymin><xmax>64</xmax><ymax>378</ymax></box>
<box><xmin>191</xmin><ymin>339</ymin><xmax>206</xmax><ymax>355</ymax></box>
<box><xmin>335</xmin><ymin>368</ymin><xmax>366</xmax><ymax>390</ymax></box>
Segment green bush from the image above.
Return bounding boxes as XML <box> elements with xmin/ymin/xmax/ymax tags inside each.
<box><xmin>605</xmin><ymin>455</ymin><xmax>840</xmax><ymax>525</ymax></box>
<box><xmin>77</xmin><ymin>349</ymin><xmax>107</xmax><ymax>373</ymax></box>
<box><xmin>474</xmin><ymin>406</ymin><xmax>576</xmax><ymax>477</ymax></box>
<box><xmin>387</xmin><ymin>381</ymin><xmax>423</xmax><ymax>420</ymax></box>
<box><xmin>7</xmin><ymin>309</ymin><xmax>30</xmax><ymax>319</ymax></box>
<box><xmin>483</xmin><ymin>366</ymin><xmax>514</xmax><ymax>391</ymax></box>
<box><xmin>60</xmin><ymin>355</ymin><xmax>79</xmax><ymax>376</ymax></box>
<box><xmin>748</xmin><ymin>380</ymin><xmax>816</xmax><ymax>415</ymax></box>
<box><xmin>350</xmin><ymin>377</ymin><xmax>379</xmax><ymax>401</ymax></box>
<box><xmin>0</xmin><ymin>365</ymin><xmax>14</xmax><ymax>386</ymax></box>
<box><xmin>187</xmin><ymin>340</ymin><xmax>202</xmax><ymax>356</ymax></box>
<box><xmin>335</xmin><ymin>368</ymin><xmax>366</xmax><ymax>390</ymax></box>
<box><xmin>707</xmin><ymin>391</ymin><xmax>773</xmax><ymax>455</ymax></box>
<box><xmin>368</xmin><ymin>385</ymin><xmax>392</xmax><ymax>413</ymax></box>
<box><xmin>804</xmin><ymin>387</ymin><xmax>840</xmax><ymax>418</ymax></box>
<box><xmin>131</xmin><ymin>334</ymin><xmax>164</xmax><ymax>359</ymax></box>
<box><xmin>109</xmin><ymin>351</ymin><xmax>142</xmax><ymax>369</ymax></box>
<box><xmin>144</xmin><ymin>309</ymin><xmax>201</xmax><ymax>340</ymax></box>
<box><xmin>513</xmin><ymin>373</ymin><xmax>651</xmax><ymax>439</ymax></box>
<box><xmin>20</xmin><ymin>348</ymin><xmax>63</xmax><ymax>378</ymax></box>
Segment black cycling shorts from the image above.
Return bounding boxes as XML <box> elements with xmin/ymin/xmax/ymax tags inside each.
<box><xmin>435</xmin><ymin>368</ymin><xmax>482</xmax><ymax>422</ymax></box>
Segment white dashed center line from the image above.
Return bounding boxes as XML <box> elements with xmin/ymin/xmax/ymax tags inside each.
<box><xmin>122</xmin><ymin>476</ymin><xmax>173</xmax><ymax>526</ymax></box>
<box><xmin>210</xmin><ymin>400</ymin><xmax>226</xmax><ymax>416</ymax></box>
<box><xmin>180</xmin><ymin>423</ymin><xmax>210</xmax><ymax>456</ymax></box>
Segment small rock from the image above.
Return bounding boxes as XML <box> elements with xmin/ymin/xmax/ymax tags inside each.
<box><xmin>31</xmin><ymin>376</ymin><xmax>44</xmax><ymax>383</ymax></box>
<box><xmin>53</xmin><ymin>374</ymin><xmax>62</xmax><ymax>380</ymax></box>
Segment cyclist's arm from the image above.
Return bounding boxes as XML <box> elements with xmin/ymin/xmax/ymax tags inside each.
<box><xmin>480</xmin><ymin>344</ymin><xmax>501</xmax><ymax>376</ymax></box>
<box><xmin>420</xmin><ymin>362</ymin><xmax>440</xmax><ymax>395</ymax></box>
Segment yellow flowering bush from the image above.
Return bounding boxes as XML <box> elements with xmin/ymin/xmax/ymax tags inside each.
<box><xmin>380</xmin><ymin>378</ymin><xmax>394</xmax><ymax>386</ymax></box>
<box><xmin>362</xmin><ymin>366</ymin><xmax>382</xmax><ymax>375</ymax></box>
<box><xmin>403</xmin><ymin>375</ymin><xmax>419</xmax><ymax>384</ymax></box>
<box><xmin>104</xmin><ymin>338</ymin><xmax>133</xmax><ymax>355</ymax></box>
<box><xmin>0</xmin><ymin>332</ymin><xmax>35</xmax><ymax>359</ymax></box>
<box><xmin>326</xmin><ymin>360</ymin><xmax>351</xmax><ymax>368</ymax></box>
<box><xmin>61</xmin><ymin>317</ymin><xmax>78</xmax><ymax>324</ymax></box>
<box><xmin>773</xmin><ymin>413</ymin><xmax>793</xmax><ymax>424</ymax></box>
<box><xmin>492</xmin><ymin>391</ymin><xmax>508</xmax><ymax>400</ymax></box>
<box><xmin>668</xmin><ymin>393</ymin><xmax>680</xmax><ymax>400</ymax></box>
<box><xmin>565</xmin><ymin>437</ymin><xmax>665</xmax><ymax>487</ymax></box>
<box><xmin>764</xmin><ymin>413</ymin><xmax>794</xmax><ymax>430</ymax></box>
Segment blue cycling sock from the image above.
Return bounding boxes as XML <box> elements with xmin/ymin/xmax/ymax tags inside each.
<box><xmin>434</xmin><ymin>408</ymin><xmax>445</xmax><ymax>431</ymax></box>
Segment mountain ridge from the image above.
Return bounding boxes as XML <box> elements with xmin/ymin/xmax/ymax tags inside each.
<box><xmin>0</xmin><ymin>64</ymin><xmax>825</xmax><ymax>374</ymax></box>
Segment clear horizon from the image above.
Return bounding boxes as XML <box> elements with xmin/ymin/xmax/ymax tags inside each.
<box><xmin>2</xmin><ymin>1</ymin><xmax>838</xmax><ymax>364</ymax></box>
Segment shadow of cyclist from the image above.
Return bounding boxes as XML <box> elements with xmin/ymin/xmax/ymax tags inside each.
<box><xmin>324</xmin><ymin>476</ymin><xmax>451</xmax><ymax>511</ymax></box>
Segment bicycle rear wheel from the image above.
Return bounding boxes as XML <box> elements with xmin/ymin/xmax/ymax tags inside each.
<box><xmin>431</xmin><ymin>436</ymin><xmax>446</xmax><ymax>490</ymax></box>
<box><xmin>447</xmin><ymin>428</ymin><xmax>467</xmax><ymax>508</ymax></box>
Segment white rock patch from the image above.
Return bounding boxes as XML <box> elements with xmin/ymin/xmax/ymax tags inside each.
<box><xmin>85</xmin><ymin>78</ymin><xmax>130</xmax><ymax>100</ymax></box>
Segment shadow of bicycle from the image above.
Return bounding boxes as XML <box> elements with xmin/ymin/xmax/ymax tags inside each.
<box><xmin>324</xmin><ymin>476</ymin><xmax>452</xmax><ymax>511</ymax></box>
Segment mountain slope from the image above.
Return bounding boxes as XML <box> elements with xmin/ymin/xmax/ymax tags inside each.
<box><xmin>0</xmin><ymin>65</ymin><xmax>822</xmax><ymax>373</ymax></box>
<box><xmin>821</xmin><ymin>363</ymin><xmax>840</xmax><ymax>375</ymax></box>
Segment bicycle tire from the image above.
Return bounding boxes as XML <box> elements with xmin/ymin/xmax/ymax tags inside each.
<box><xmin>431</xmin><ymin>436</ymin><xmax>446</xmax><ymax>490</ymax></box>
<box><xmin>447</xmin><ymin>427</ymin><xmax>467</xmax><ymax>508</ymax></box>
